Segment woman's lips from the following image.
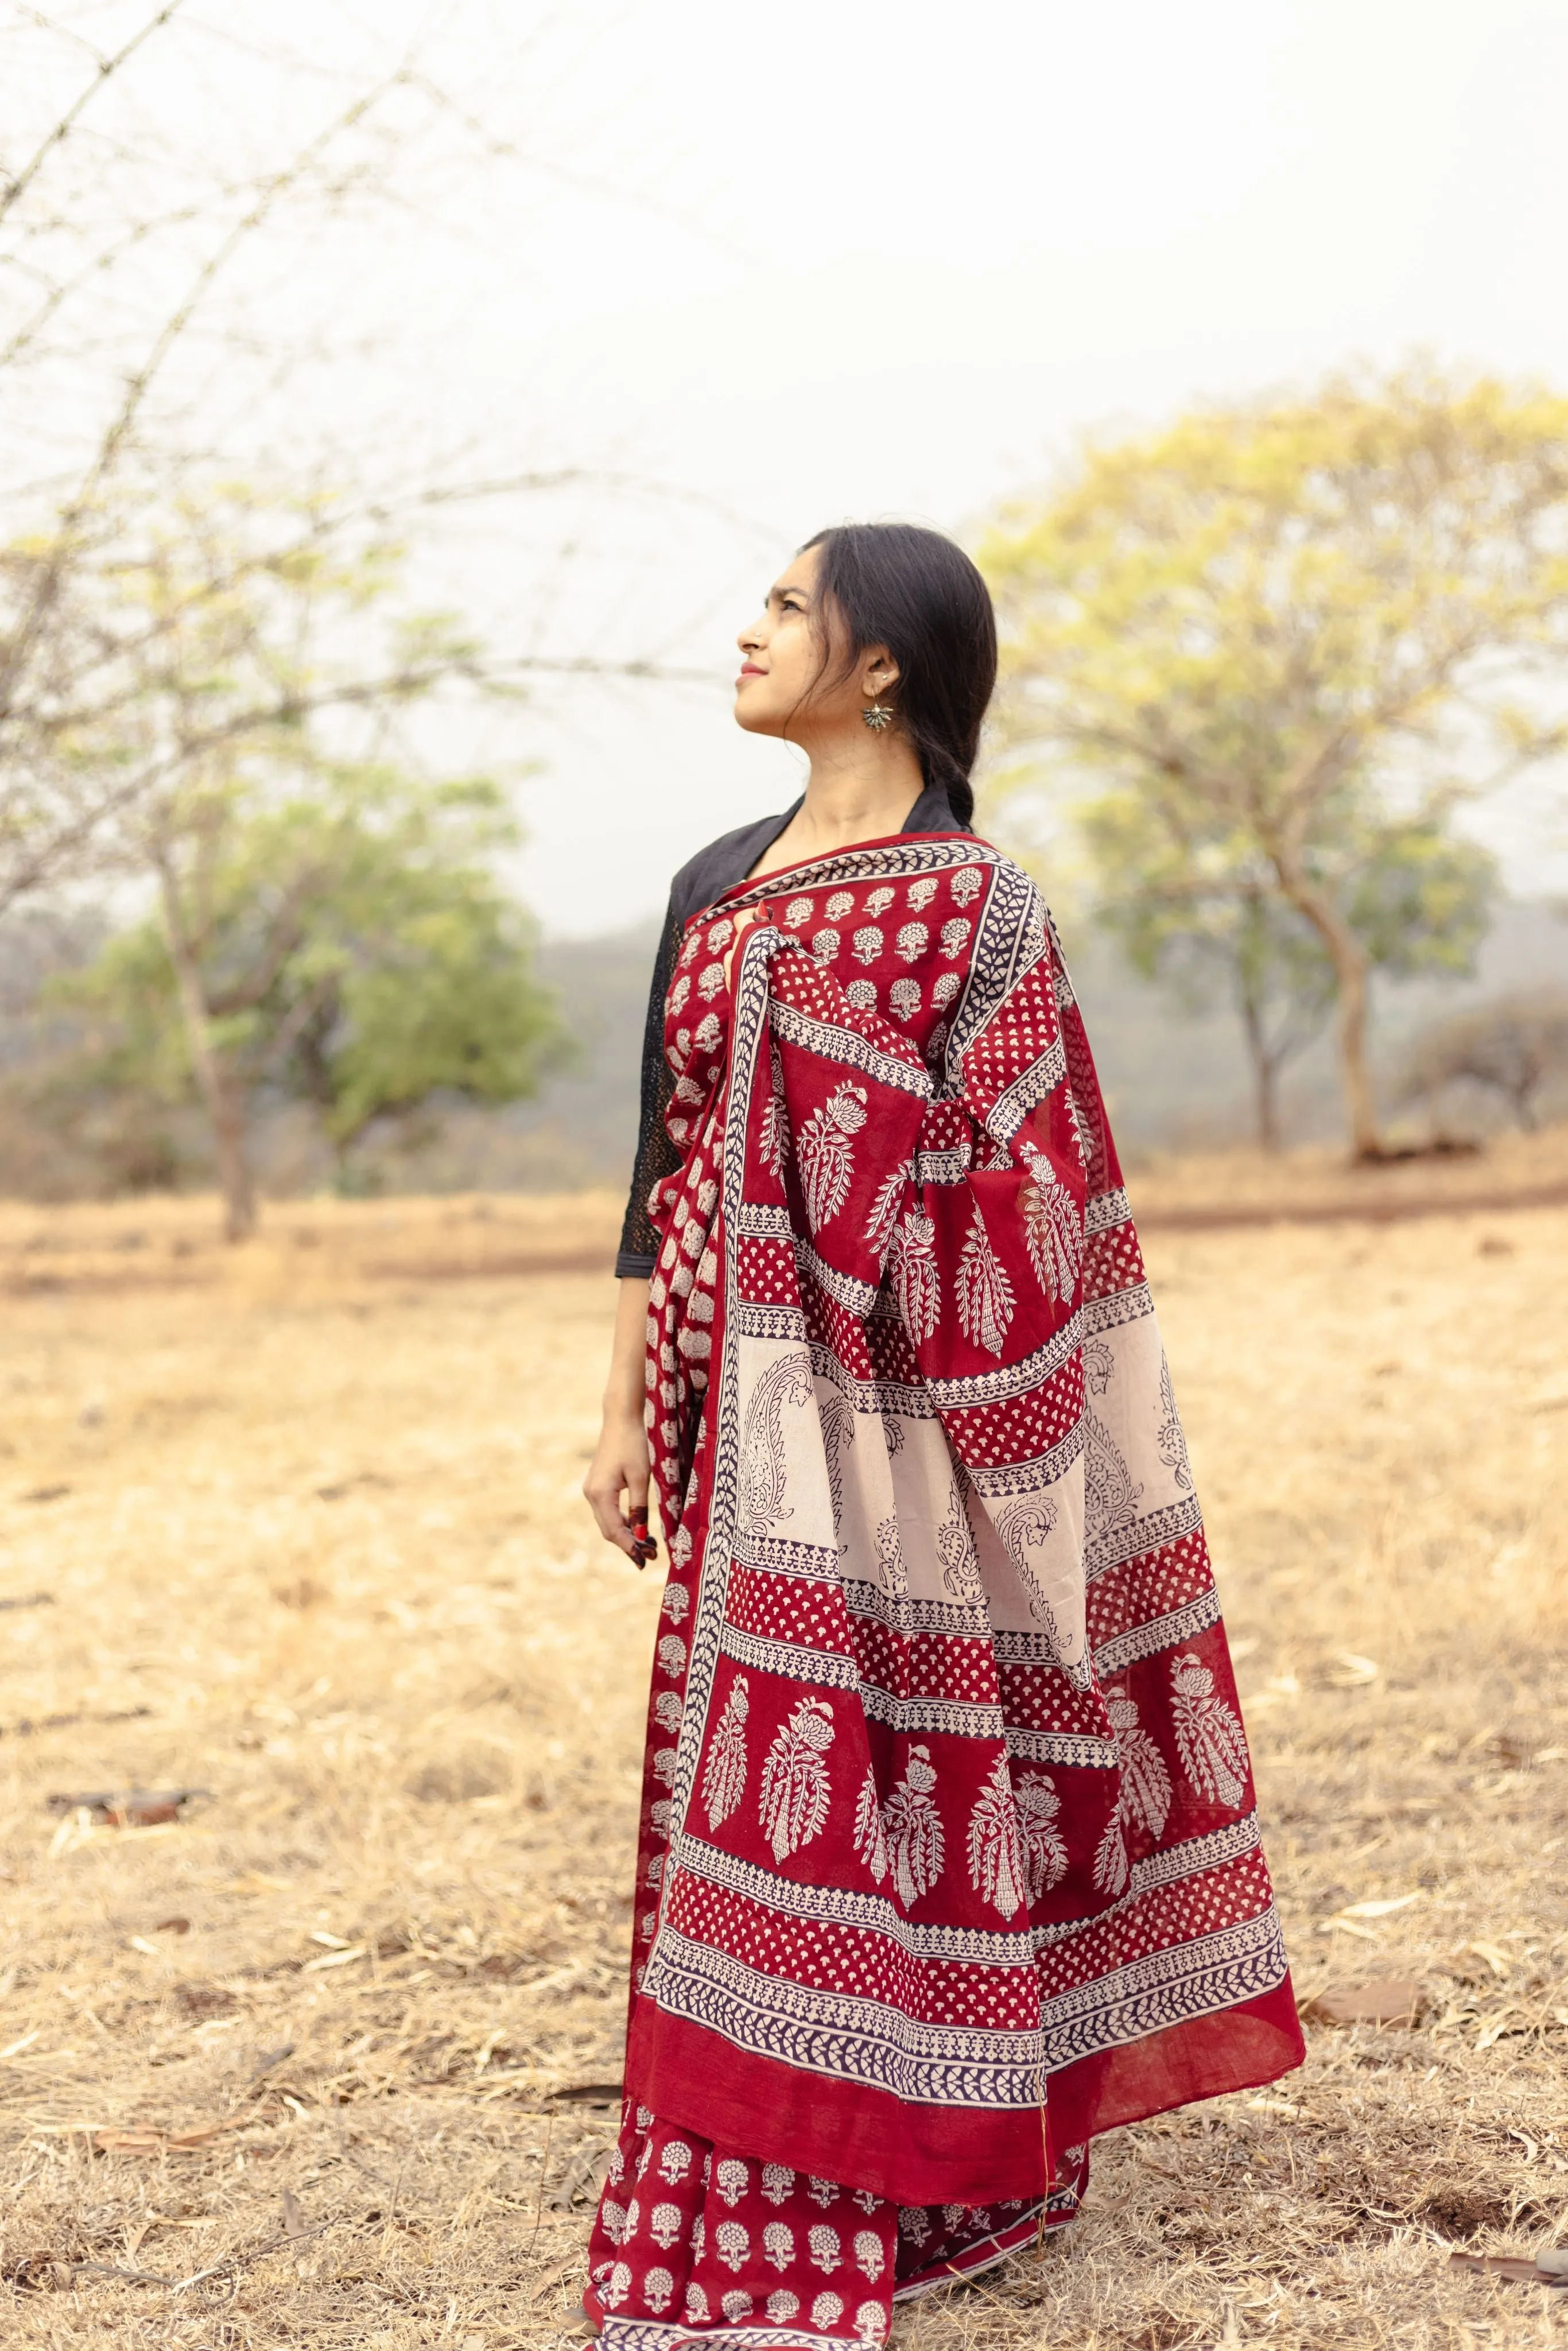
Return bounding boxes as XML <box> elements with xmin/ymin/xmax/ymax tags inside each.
<box><xmin>738</xmin><ymin>664</ymin><xmax>764</xmax><ymax>678</ymax></box>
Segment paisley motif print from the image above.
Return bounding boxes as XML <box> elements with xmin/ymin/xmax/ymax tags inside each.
<box><xmin>1082</xmin><ymin>1408</ymin><xmax>1144</xmax><ymax>1537</ymax></box>
<box><xmin>738</xmin><ymin>1355</ymin><xmax>814</xmax><ymax>1535</ymax></box>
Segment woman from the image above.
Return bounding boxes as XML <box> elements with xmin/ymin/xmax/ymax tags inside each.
<box><xmin>581</xmin><ymin>523</ymin><xmax>1303</xmax><ymax>2348</ymax></box>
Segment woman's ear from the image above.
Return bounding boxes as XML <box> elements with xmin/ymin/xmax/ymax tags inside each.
<box><xmin>861</xmin><ymin>646</ymin><xmax>901</xmax><ymax>700</ymax></box>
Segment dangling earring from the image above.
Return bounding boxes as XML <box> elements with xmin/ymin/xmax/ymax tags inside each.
<box><xmin>861</xmin><ymin>701</ymin><xmax>894</xmax><ymax>732</ymax></box>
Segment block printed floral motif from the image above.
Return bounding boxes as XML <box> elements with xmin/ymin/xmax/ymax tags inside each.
<box><xmin>759</xmin><ymin>1698</ymin><xmax>836</xmax><ymax>1861</ymax></box>
<box><xmin>853</xmin><ymin>1766</ymin><xmax>890</xmax><ymax>1883</ymax></box>
<box><xmin>1170</xmin><ymin>1654</ymin><xmax>1249</xmax><ymax>1806</ymax></box>
<box><xmin>967</xmin><ymin>1753</ymin><xmax>1027</xmax><ymax>1915</ymax></box>
<box><xmin>1020</xmin><ymin>1147</ymin><xmax>1083</xmax><ymax>1306</ymax></box>
<box><xmin>1014</xmin><ymin>1770</ymin><xmax>1069</xmax><ymax>1898</ymax></box>
<box><xmin>956</xmin><ymin>1202</ymin><xmax>1016</xmax><ymax>1355</ymax></box>
<box><xmin>892</xmin><ymin>1210</ymin><xmax>940</xmax><ymax>1340</ymax></box>
<box><xmin>881</xmin><ymin>1744</ymin><xmax>945</xmax><ymax>1903</ymax></box>
<box><xmin>795</xmin><ymin>1082</ymin><xmax>869</xmax><ymax>1231</ymax></box>
<box><xmin>702</xmin><ymin>1677</ymin><xmax>750</xmax><ymax>1830</ymax></box>
<box><xmin>1095</xmin><ymin>1684</ymin><xmax>1175</xmax><ymax>1894</ymax></box>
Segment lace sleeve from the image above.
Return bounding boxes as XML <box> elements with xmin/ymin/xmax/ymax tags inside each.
<box><xmin>615</xmin><ymin>897</ymin><xmax>684</xmax><ymax>1279</ymax></box>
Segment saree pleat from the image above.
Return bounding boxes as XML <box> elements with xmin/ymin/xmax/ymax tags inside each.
<box><xmin>584</xmin><ymin>2105</ymin><xmax>1088</xmax><ymax>2347</ymax></box>
<box><xmin>589</xmin><ymin>834</ymin><xmax>1302</xmax><ymax>2344</ymax></box>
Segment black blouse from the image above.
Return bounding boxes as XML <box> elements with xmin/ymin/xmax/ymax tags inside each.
<box><xmin>615</xmin><ymin>784</ymin><xmax>967</xmax><ymax>1278</ymax></box>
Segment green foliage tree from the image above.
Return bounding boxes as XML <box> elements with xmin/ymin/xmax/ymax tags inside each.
<box><xmin>61</xmin><ymin>766</ymin><xmax>565</xmax><ymax>1238</ymax></box>
<box><xmin>1085</xmin><ymin>798</ymin><xmax>1496</xmax><ymax>1147</ymax></box>
<box><xmin>44</xmin><ymin>485</ymin><xmax>564</xmax><ymax>1237</ymax></box>
<box><xmin>981</xmin><ymin>368</ymin><xmax>1568</xmax><ymax>1156</ymax></box>
<box><xmin>1399</xmin><ymin>991</ymin><xmax>1568</xmax><ymax>1131</ymax></box>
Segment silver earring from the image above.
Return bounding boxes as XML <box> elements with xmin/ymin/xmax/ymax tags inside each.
<box><xmin>861</xmin><ymin>701</ymin><xmax>894</xmax><ymax>732</ymax></box>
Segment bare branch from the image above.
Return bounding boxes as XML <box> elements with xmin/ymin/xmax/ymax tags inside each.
<box><xmin>0</xmin><ymin>62</ymin><xmax>422</xmax><ymax>726</ymax></box>
<box><xmin>378</xmin><ymin>471</ymin><xmax>786</xmax><ymax>551</ymax></box>
<box><xmin>0</xmin><ymin>4</ymin><xmax>187</xmax><ymax>227</ymax></box>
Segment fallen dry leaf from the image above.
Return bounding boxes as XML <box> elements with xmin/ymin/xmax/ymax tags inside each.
<box><xmin>1450</xmin><ymin>2249</ymin><xmax>1568</xmax><ymax>2289</ymax></box>
<box><xmin>46</xmin><ymin>1789</ymin><xmax>206</xmax><ymax>1828</ymax></box>
<box><xmin>94</xmin><ymin>2119</ymin><xmax>236</xmax><ymax>2155</ymax></box>
<box><xmin>1303</xmin><ymin>1977</ymin><xmax>1423</xmax><ymax>2027</ymax></box>
<box><xmin>1340</xmin><ymin>1892</ymin><xmax>1424</xmax><ymax>1919</ymax></box>
<box><xmin>1318</xmin><ymin>1650</ymin><xmax>1380</xmax><ymax>1687</ymax></box>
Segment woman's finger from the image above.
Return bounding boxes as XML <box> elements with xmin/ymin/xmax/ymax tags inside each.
<box><xmin>622</xmin><ymin>1449</ymin><xmax>657</xmax><ymax>1567</ymax></box>
<box><xmin>583</xmin><ymin>1464</ymin><xmax>638</xmax><ymax>1557</ymax></box>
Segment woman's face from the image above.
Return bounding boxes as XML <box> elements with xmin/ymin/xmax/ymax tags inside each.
<box><xmin>735</xmin><ymin>545</ymin><xmax>887</xmax><ymax>740</ymax></box>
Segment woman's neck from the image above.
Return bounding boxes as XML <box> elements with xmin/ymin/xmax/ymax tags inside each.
<box><xmin>793</xmin><ymin>734</ymin><xmax>926</xmax><ymax>852</ymax></box>
<box><xmin>744</xmin><ymin>730</ymin><xmax>929</xmax><ymax>883</ymax></box>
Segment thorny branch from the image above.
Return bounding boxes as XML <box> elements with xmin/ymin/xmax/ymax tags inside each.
<box><xmin>0</xmin><ymin>4</ymin><xmax>187</xmax><ymax>228</ymax></box>
<box><xmin>67</xmin><ymin>2215</ymin><xmax>332</xmax><ymax>2292</ymax></box>
<box><xmin>0</xmin><ymin>60</ymin><xmax>426</xmax><ymax>729</ymax></box>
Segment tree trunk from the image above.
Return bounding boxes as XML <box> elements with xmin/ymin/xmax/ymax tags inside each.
<box><xmin>154</xmin><ymin>861</ymin><xmax>257</xmax><ymax>1240</ymax></box>
<box><xmin>1238</xmin><ymin>991</ymin><xmax>1282</xmax><ymax>1151</ymax></box>
<box><xmin>1274</xmin><ymin>862</ymin><xmax>1381</xmax><ymax>1159</ymax></box>
<box><xmin>206</xmin><ymin>1071</ymin><xmax>258</xmax><ymax>1240</ymax></box>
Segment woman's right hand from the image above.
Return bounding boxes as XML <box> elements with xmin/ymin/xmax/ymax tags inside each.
<box><xmin>583</xmin><ymin>1408</ymin><xmax>652</xmax><ymax>1565</ymax></box>
<box><xmin>583</xmin><ymin>1277</ymin><xmax>657</xmax><ymax>1565</ymax></box>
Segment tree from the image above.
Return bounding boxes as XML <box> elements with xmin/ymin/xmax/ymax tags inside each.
<box><xmin>981</xmin><ymin>368</ymin><xmax>1568</xmax><ymax>1157</ymax></box>
<box><xmin>1399</xmin><ymin>992</ymin><xmax>1568</xmax><ymax>1131</ymax></box>
<box><xmin>1087</xmin><ymin>866</ymin><xmax>1337</xmax><ymax>1152</ymax></box>
<box><xmin>0</xmin><ymin>11</ymin><xmax>456</xmax><ymax>903</ymax></box>
<box><xmin>0</xmin><ymin>14</ymin><xmax>729</xmax><ymax>910</ymax></box>
<box><xmin>1084</xmin><ymin>792</ymin><xmax>1496</xmax><ymax>1147</ymax></box>
<box><xmin>41</xmin><ymin>485</ymin><xmax>566</xmax><ymax>1237</ymax></box>
<box><xmin>59</xmin><ymin>765</ymin><xmax>565</xmax><ymax>1237</ymax></box>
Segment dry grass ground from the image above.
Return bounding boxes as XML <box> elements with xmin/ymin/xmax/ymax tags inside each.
<box><xmin>0</xmin><ymin>1153</ymin><xmax>1563</xmax><ymax>2350</ymax></box>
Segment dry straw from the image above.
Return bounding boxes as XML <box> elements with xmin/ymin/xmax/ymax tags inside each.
<box><xmin>0</xmin><ymin>1155</ymin><xmax>1562</xmax><ymax>2349</ymax></box>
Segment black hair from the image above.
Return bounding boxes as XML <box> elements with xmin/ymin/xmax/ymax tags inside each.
<box><xmin>801</xmin><ymin>521</ymin><xmax>996</xmax><ymax>828</ymax></box>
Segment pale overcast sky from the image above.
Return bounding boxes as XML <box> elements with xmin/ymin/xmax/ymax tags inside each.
<box><xmin>13</xmin><ymin>0</ymin><xmax>1568</xmax><ymax>929</ymax></box>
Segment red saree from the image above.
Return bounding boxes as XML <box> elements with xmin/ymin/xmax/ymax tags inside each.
<box><xmin>587</xmin><ymin>834</ymin><xmax>1302</xmax><ymax>2346</ymax></box>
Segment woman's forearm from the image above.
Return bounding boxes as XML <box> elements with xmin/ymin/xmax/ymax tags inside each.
<box><xmin>604</xmin><ymin>1274</ymin><xmax>651</xmax><ymax>1418</ymax></box>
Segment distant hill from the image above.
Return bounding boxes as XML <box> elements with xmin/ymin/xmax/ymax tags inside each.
<box><xmin>1</xmin><ymin>898</ymin><xmax>1562</xmax><ymax>1204</ymax></box>
<box><xmin>493</xmin><ymin>896</ymin><xmax>1568</xmax><ymax>1198</ymax></box>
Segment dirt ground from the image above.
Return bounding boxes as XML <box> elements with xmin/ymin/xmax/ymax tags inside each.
<box><xmin>0</xmin><ymin>1163</ymin><xmax>1563</xmax><ymax>2349</ymax></box>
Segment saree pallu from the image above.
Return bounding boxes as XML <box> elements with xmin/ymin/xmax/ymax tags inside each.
<box><xmin>587</xmin><ymin>833</ymin><xmax>1303</xmax><ymax>2348</ymax></box>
